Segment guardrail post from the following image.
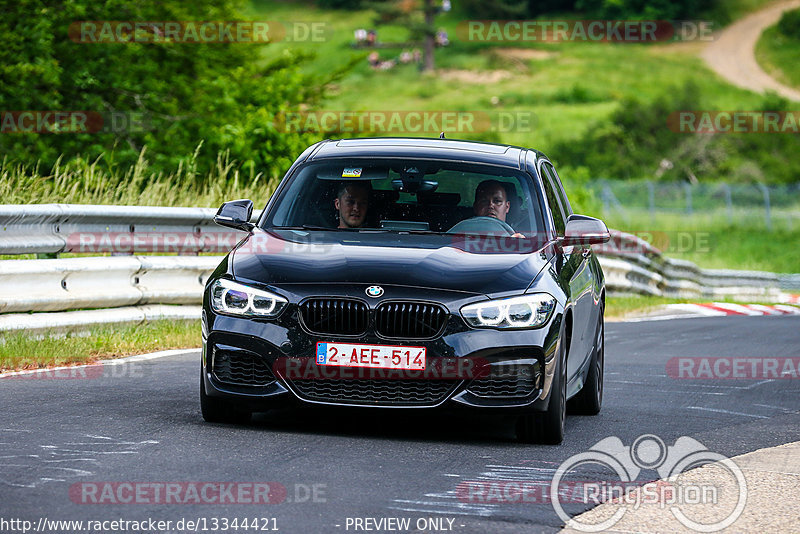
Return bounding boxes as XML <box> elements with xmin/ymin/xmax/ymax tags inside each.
<box><xmin>758</xmin><ymin>183</ymin><xmax>772</xmax><ymax>232</ymax></box>
<box><xmin>646</xmin><ymin>181</ymin><xmax>655</xmax><ymax>218</ymax></box>
<box><xmin>722</xmin><ymin>183</ymin><xmax>733</xmax><ymax>224</ymax></box>
<box><xmin>684</xmin><ymin>183</ymin><xmax>692</xmax><ymax>215</ymax></box>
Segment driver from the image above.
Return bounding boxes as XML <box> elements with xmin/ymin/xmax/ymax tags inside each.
<box><xmin>473</xmin><ymin>180</ymin><xmax>524</xmax><ymax>237</ymax></box>
<box><xmin>334</xmin><ymin>181</ymin><xmax>370</xmax><ymax>228</ymax></box>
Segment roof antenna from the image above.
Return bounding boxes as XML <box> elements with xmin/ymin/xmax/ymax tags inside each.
<box><xmin>439</xmin><ymin>132</ymin><xmax>446</xmax><ymax>139</ymax></box>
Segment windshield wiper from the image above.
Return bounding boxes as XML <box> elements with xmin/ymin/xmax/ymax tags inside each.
<box><xmin>272</xmin><ymin>225</ymin><xmax>332</xmax><ymax>231</ymax></box>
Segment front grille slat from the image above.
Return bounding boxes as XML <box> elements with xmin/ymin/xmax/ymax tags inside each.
<box><xmin>300</xmin><ymin>298</ymin><xmax>368</xmax><ymax>336</ymax></box>
<box><xmin>467</xmin><ymin>365</ymin><xmax>538</xmax><ymax>398</ymax></box>
<box><xmin>213</xmin><ymin>347</ymin><xmax>275</xmax><ymax>387</ymax></box>
<box><xmin>375</xmin><ymin>301</ymin><xmax>447</xmax><ymax>339</ymax></box>
<box><xmin>301</xmin><ymin>298</ymin><xmax>446</xmax><ymax>339</ymax></box>
<box><xmin>290</xmin><ymin>378</ymin><xmax>460</xmax><ymax>406</ymax></box>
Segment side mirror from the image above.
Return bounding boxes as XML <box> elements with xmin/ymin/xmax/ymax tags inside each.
<box><xmin>214</xmin><ymin>199</ymin><xmax>255</xmax><ymax>232</ymax></box>
<box><xmin>562</xmin><ymin>214</ymin><xmax>610</xmax><ymax>246</ymax></box>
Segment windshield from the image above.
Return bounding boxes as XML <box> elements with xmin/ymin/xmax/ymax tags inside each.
<box><xmin>263</xmin><ymin>159</ymin><xmax>545</xmax><ymax>237</ymax></box>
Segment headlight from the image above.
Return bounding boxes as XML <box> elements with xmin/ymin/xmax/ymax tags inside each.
<box><xmin>460</xmin><ymin>294</ymin><xmax>555</xmax><ymax>329</ymax></box>
<box><xmin>210</xmin><ymin>279</ymin><xmax>288</xmax><ymax>318</ymax></box>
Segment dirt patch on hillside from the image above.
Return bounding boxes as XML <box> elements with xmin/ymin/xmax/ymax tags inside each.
<box><xmin>438</xmin><ymin>69</ymin><xmax>512</xmax><ymax>84</ymax></box>
<box><xmin>493</xmin><ymin>47</ymin><xmax>556</xmax><ymax>61</ymax></box>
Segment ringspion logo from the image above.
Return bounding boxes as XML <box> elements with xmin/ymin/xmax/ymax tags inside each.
<box><xmin>551</xmin><ymin>435</ymin><xmax>746</xmax><ymax>532</ymax></box>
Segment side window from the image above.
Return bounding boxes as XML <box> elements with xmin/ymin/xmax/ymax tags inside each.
<box><xmin>540</xmin><ymin>164</ymin><xmax>566</xmax><ymax>236</ymax></box>
<box><xmin>545</xmin><ymin>164</ymin><xmax>572</xmax><ymax>216</ymax></box>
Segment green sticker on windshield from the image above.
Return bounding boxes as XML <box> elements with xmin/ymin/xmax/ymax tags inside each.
<box><xmin>342</xmin><ymin>167</ymin><xmax>362</xmax><ymax>178</ymax></box>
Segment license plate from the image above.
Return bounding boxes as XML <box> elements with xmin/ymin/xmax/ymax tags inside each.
<box><xmin>315</xmin><ymin>342</ymin><xmax>426</xmax><ymax>370</ymax></box>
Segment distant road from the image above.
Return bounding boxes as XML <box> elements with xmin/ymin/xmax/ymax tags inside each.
<box><xmin>702</xmin><ymin>0</ymin><xmax>800</xmax><ymax>102</ymax></box>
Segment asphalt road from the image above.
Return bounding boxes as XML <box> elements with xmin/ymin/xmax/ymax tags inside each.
<box><xmin>2</xmin><ymin>317</ymin><xmax>799</xmax><ymax>534</ymax></box>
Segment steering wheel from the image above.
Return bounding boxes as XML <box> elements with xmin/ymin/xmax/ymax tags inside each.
<box><xmin>447</xmin><ymin>216</ymin><xmax>515</xmax><ymax>236</ymax></box>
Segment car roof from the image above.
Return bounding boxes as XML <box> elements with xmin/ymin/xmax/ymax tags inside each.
<box><xmin>307</xmin><ymin>137</ymin><xmax>547</xmax><ymax>169</ymax></box>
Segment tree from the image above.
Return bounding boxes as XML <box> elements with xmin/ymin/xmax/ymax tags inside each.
<box><xmin>0</xmin><ymin>0</ymin><xmax>344</xmax><ymax>177</ymax></box>
<box><xmin>369</xmin><ymin>0</ymin><xmax>445</xmax><ymax>72</ymax></box>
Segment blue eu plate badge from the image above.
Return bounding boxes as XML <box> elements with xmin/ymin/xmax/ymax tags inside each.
<box><xmin>316</xmin><ymin>343</ymin><xmax>327</xmax><ymax>364</ymax></box>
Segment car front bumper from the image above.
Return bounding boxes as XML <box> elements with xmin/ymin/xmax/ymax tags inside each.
<box><xmin>202</xmin><ymin>300</ymin><xmax>564</xmax><ymax>414</ymax></box>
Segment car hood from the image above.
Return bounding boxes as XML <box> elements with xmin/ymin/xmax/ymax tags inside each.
<box><xmin>230</xmin><ymin>229</ymin><xmax>550</xmax><ymax>296</ymax></box>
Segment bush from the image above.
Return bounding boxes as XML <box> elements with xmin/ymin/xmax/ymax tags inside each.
<box><xmin>317</xmin><ymin>0</ymin><xmax>363</xmax><ymax>8</ymax></box>
<box><xmin>458</xmin><ymin>0</ymin><xmax>530</xmax><ymax>18</ymax></box>
<box><xmin>551</xmin><ymin>83</ymin><xmax>800</xmax><ymax>184</ymax></box>
<box><xmin>574</xmin><ymin>0</ymin><xmax>717</xmax><ymax>19</ymax></box>
<box><xmin>0</xmin><ymin>0</ymin><xmax>347</xmax><ymax>179</ymax></box>
<box><xmin>459</xmin><ymin>0</ymin><xmax>716</xmax><ymax>20</ymax></box>
<box><xmin>778</xmin><ymin>9</ymin><xmax>800</xmax><ymax>39</ymax></box>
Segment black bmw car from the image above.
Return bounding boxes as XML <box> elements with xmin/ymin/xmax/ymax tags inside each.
<box><xmin>201</xmin><ymin>137</ymin><xmax>609</xmax><ymax>444</ymax></box>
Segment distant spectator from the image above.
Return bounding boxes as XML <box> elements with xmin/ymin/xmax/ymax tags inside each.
<box><xmin>441</xmin><ymin>0</ymin><xmax>451</xmax><ymax>12</ymax></box>
<box><xmin>435</xmin><ymin>30</ymin><xmax>449</xmax><ymax>47</ymax></box>
<box><xmin>399</xmin><ymin>50</ymin><xmax>413</xmax><ymax>64</ymax></box>
<box><xmin>367</xmin><ymin>52</ymin><xmax>395</xmax><ymax>70</ymax></box>
<box><xmin>354</xmin><ymin>28</ymin><xmax>367</xmax><ymax>44</ymax></box>
<box><xmin>367</xmin><ymin>52</ymin><xmax>381</xmax><ymax>68</ymax></box>
<box><xmin>366</xmin><ymin>29</ymin><xmax>377</xmax><ymax>46</ymax></box>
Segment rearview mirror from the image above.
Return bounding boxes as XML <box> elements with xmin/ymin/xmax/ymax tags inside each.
<box><xmin>214</xmin><ymin>199</ymin><xmax>255</xmax><ymax>232</ymax></box>
<box><xmin>562</xmin><ymin>214</ymin><xmax>610</xmax><ymax>246</ymax></box>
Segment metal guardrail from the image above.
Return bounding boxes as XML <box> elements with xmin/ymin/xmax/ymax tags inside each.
<box><xmin>0</xmin><ymin>256</ymin><xmax>220</xmax><ymax>314</ymax></box>
<box><xmin>0</xmin><ymin>204</ymin><xmax>248</xmax><ymax>255</ymax></box>
<box><xmin>0</xmin><ymin>205</ymin><xmax>796</xmax><ymax>334</ymax></box>
<box><xmin>598</xmin><ymin>230</ymin><xmax>786</xmax><ymax>300</ymax></box>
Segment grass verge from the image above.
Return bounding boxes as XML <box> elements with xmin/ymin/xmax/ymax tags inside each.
<box><xmin>0</xmin><ymin>149</ymin><xmax>275</xmax><ymax>207</ymax></box>
<box><xmin>0</xmin><ymin>320</ymin><xmax>200</xmax><ymax>372</ymax></box>
<box><xmin>605</xmin><ymin>295</ymin><xmax>692</xmax><ymax>321</ymax></box>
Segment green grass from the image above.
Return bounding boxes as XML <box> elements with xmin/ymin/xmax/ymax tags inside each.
<box><xmin>603</xmin><ymin>211</ymin><xmax>800</xmax><ymax>273</ymax></box>
<box><xmin>605</xmin><ymin>295</ymin><xmax>691</xmax><ymax>320</ymax></box>
<box><xmin>755</xmin><ymin>21</ymin><xmax>800</xmax><ymax>90</ymax></box>
<box><xmin>0</xmin><ymin>320</ymin><xmax>200</xmax><ymax>372</ymax></box>
<box><xmin>243</xmin><ymin>1</ymin><xmax>776</xmax><ymax>154</ymax></box>
<box><xmin>0</xmin><ymin>149</ymin><xmax>276</xmax><ymax>207</ymax></box>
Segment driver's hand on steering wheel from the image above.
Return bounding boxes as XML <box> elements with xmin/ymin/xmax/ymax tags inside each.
<box><xmin>511</xmin><ymin>232</ymin><xmax>525</xmax><ymax>238</ymax></box>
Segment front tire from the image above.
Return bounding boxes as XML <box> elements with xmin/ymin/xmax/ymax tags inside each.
<box><xmin>517</xmin><ymin>336</ymin><xmax>567</xmax><ymax>445</ymax></box>
<box><xmin>569</xmin><ymin>305</ymin><xmax>604</xmax><ymax>415</ymax></box>
<box><xmin>200</xmin><ymin>368</ymin><xmax>251</xmax><ymax>424</ymax></box>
